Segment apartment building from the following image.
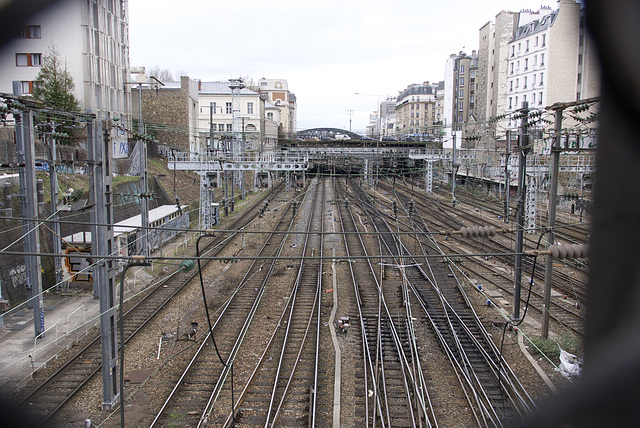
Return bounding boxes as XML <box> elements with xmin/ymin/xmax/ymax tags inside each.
<box><xmin>198</xmin><ymin>81</ymin><xmax>278</xmax><ymax>156</ymax></box>
<box><xmin>379</xmin><ymin>98</ymin><xmax>397</xmax><ymax>138</ymax></box>
<box><xmin>395</xmin><ymin>82</ymin><xmax>439</xmax><ymax>141</ymax></box>
<box><xmin>443</xmin><ymin>51</ymin><xmax>478</xmax><ymax>145</ymax></box>
<box><xmin>506</xmin><ymin>1</ymin><xmax>598</xmax><ymax>125</ymax></box>
<box><xmin>0</xmin><ymin>0</ymin><xmax>131</xmax><ymax>123</ymax></box>
<box><xmin>477</xmin><ymin>9</ymin><xmax>519</xmax><ymax>152</ymax></box>
<box><xmin>256</xmin><ymin>78</ymin><xmax>297</xmax><ymax>138</ymax></box>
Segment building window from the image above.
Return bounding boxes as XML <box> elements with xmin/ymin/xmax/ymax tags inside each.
<box><xmin>511</xmin><ymin>46</ymin><xmax>515</xmax><ymax>57</ymax></box>
<box><xmin>578</xmin><ymin>54</ymin><xmax>583</xmax><ymax>65</ymax></box>
<box><xmin>538</xmin><ymin>92</ymin><xmax>543</xmax><ymax>105</ymax></box>
<box><xmin>542</xmin><ymin>34</ymin><xmax>546</xmax><ymax>46</ymax></box>
<box><xmin>459</xmin><ymin>77</ymin><xmax>464</xmax><ymax>86</ymax></box>
<box><xmin>459</xmin><ymin>89</ymin><xmax>464</xmax><ymax>98</ymax></box>
<box><xmin>518</xmin><ymin>42</ymin><xmax>521</xmax><ymax>52</ymax></box>
<box><xmin>458</xmin><ymin>102</ymin><xmax>464</xmax><ymax>111</ymax></box>
<box><xmin>526</xmin><ymin>40</ymin><xmax>529</xmax><ymax>52</ymax></box>
<box><xmin>470</xmin><ymin>70</ymin><xmax>476</xmax><ymax>78</ymax></box>
<box><xmin>212</xmin><ymin>124</ymin><xmax>217</xmax><ymax>132</ymax></box>
<box><xmin>532</xmin><ymin>93</ymin><xmax>536</xmax><ymax>104</ymax></box>
<box><xmin>219</xmin><ymin>123</ymin><xmax>224</xmax><ymax>130</ymax></box>
<box><xmin>524</xmin><ymin>58</ymin><xmax>528</xmax><ymax>70</ymax></box>
<box><xmin>510</xmin><ymin>80</ymin><xmax>513</xmax><ymax>92</ymax></box>
<box><xmin>510</xmin><ymin>63</ymin><xmax>514</xmax><ymax>74</ymax></box>
<box><xmin>540</xmin><ymin>73</ymin><xmax>544</xmax><ymax>86</ymax></box>
<box><xmin>524</xmin><ymin>76</ymin><xmax>527</xmax><ymax>89</ymax></box>
<box><xmin>16</xmin><ymin>53</ymin><xmax>42</xmax><ymax>66</ymax></box>
<box><xmin>267</xmin><ymin>112</ymin><xmax>273</xmax><ymax>120</ymax></box>
<box><xmin>577</xmin><ymin>73</ymin><xmax>582</xmax><ymax>84</ymax></box>
<box><xmin>247</xmin><ymin>102</ymin><xmax>253</xmax><ymax>114</ymax></box>
<box><xmin>261</xmin><ymin>81</ymin><xmax>267</xmax><ymax>86</ymax></box>
<box><xmin>516</xmin><ymin>78</ymin><xmax>519</xmax><ymax>88</ymax></box>
<box><xmin>535</xmin><ymin>36</ymin><xmax>539</xmax><ymax>46</ymax></box>
<box><xmin>540</xmin><ymin>53</ymin><xmax>544</xmax><ymax>66</ymax></box>
<box><xmin>509</xmin><ymin>97</ymin><xmax>513</xmax><ymax>109</ymax></box>
<box><xmin>225</xmin><ymin>102</ymin><xmax>232</xmax><ymax>114</ymax></box>
<box><xmin>18</xmin><ymin>25</ymin><xmax>41</xmax><ymax>39</ymax></box>
<box><xmin>18</xmin><ymin>81</ymin><xmax>34</xmax><ymax>94</ymax></box>
<box><xmin>226</xmin><ymin>124</ymin><xmax>232</xmax><ymax>132</ymax></box>
<box><xmin>460</xmin><ymin>64</ymin><xmax>465</xmax><ymax>74</ymax></box>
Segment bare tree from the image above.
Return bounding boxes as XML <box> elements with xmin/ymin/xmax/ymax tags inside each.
<box><xmin>146</xmin><ymin>65</ymin><xmax>174</xmax><ymax>81</ymax></box>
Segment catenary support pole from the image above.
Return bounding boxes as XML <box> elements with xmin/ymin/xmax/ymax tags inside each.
<box><xmin>12</xmin><ymin>83</ymin><xmax>44</xmax><ymax>338</ymax></box>
<box><xmin>89</xmin><ymin>119</ymin><xmax>119</xmax><ymax>409</ymax></box>
<box><xmin>542</xmin><ymin>107</ymin><xmax>563</xmax><ymax>338</ymax></box>
<box><xmin>513</xmin><ymin>102</ymin><xmax>529</xmax><ymax>320</ymax></box>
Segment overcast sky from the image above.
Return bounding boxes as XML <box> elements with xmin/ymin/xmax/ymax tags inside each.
<box><xmin>129</xmin><ymin>0</ymin><xmax>558</xmax><ymax>134</ymax></box>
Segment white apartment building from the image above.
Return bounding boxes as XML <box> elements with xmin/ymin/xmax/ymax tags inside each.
<box><xmin>257</xmin><ymin>78</ymin><xmax>297</xmax><ymax>138</ymax></box>
<box><xmin>0</xmin><ymin>0</ymin><xmax>131</xmax><ymax>123</ymax></box>
<box><xmin>198</xmin><ymin>81</ymin><xmax>277</xmax><ymax>156</ymax></box>
<box><xmin>506</xmin><ymin>1</ymin><xmax>596</xmax><ymax>123</ymax></box>
<box><xmin>380</xmin><ymin>98</ymin><xmax>396</xmax><ymax>139</ymax></box>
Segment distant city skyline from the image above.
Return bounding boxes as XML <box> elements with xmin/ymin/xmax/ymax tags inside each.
<box><xmin>129</xmin><ymin>0</ymin><xmax>558</xmax><ymax>133</ymax></box>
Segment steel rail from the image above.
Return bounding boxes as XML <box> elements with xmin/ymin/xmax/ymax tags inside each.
<box><xmin>149</xmin><ymin>199</ymin><xmax>295</xmax><ymax>427</ymax></box>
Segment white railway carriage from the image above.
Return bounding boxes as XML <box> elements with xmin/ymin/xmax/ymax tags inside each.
<box><xmin>61</xmin><ymin>205</ymin><xmax>189</xmax><ymax>286</ymax></box>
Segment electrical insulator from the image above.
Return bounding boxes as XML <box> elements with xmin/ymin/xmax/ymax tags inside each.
<box><xmin>549</xmin><ymin>244</ymin><xmax>589</xmax><ymax>259</ymax></box>
<box><xmin>460</xmin><ymin>225</ymin><xmax>497</xmax><ymax>238</ymax></box>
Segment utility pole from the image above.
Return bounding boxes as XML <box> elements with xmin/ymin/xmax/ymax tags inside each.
<box><xmin>89</xmin><ymin>118</ymin><xmax>119</xmax><ymax>409</ymax></box>
<box><xmin>504</xmin><ymin>130</ymin><xmax>511</xmax><ymax>223</ymax></box>
<box><xmin>347</xmin><ymin>109</ymin><xmax>353</xmax><ymax>132</ymax></box>
<box><xmin>12</xmin><ymin>84</ymin><xmax>44</xmax><ymax>337</ymax></box>
<box><xmin>137</xmin><ymin>84</ymin><xmax>149</xmax><ymax>257</ymax></box>
<box><xmin>513</xmin><ymin>102</ymin><xmax>529</xmax><ymax>321</ymax></box>
<box><xmin>452</xmin><ymin>132</ymin><xmax>457</xmax><ymax>206</ymax></box>
<box><xmin>542</xmin><ymin>106</ymin><xmax>563</xmax><ymax>338</ymax></box>
<box><xmin>209</xmin><ymin>101</ymin><xmax>214</xmax><ymax>152</ymax></box>
<box><xmin>229</xmin><ymin>78</ymin><xmax>245</xmax><ymax>212</ymax></box>
<box><xmin>48</xmin><ymin>122</ymin><xmax>63</xmax><ymax>289</ymax></box>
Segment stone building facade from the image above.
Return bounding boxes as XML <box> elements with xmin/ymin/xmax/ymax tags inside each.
<box><xmin>132</xmin><ymin>76</ymin><xmax>200</xmax><ymax>153</ymax></box>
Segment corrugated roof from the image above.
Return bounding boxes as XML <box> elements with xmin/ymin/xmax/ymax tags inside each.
<box><xmin>62</xmin><ymin>205</ymin><xmax>187</xmax><ymax>244</ymax></box>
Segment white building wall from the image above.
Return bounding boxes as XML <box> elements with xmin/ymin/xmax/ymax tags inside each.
<box><xmin>0</xmin><ymin>0</ymin><xmax>83</xmax><ymax>95</ymax></box>
<box><xmin>0</xmin><ymin>0</ymin><xmax>131</xmax><ymax>122</ymax></box>
<box><xmin>198</xmin><ymin>84</ymin><xmax>264</xmax><ymax>153</ymax></box>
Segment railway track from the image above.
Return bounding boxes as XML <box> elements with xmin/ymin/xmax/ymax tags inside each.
<box><xmin>382</xmin><ymin>179</ymin><xmax>588</xmax><ymax>305</ymax></box>
<box><xmin>150</xmin><ymin>194</ymin><xmax>297</xmax><ymax>427</ymax></box>
<box><xmin>221</xmin><ymin>178</ymin><xmax>325</xmax><ymax>427</ymax></box>
<box><xmin>337</xmin><ymin>178</ymin><xmax>436</xmax><ymax>427</ymax></box>
<box><xmin>354</xmin><ymin>177</ymin><xmax>536</xmax><ymax>426</ymax></box>
<box><xmin>14</xmin><ymin>183</ymin><xmax>284</xmax><ymax>425</ymax></box>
